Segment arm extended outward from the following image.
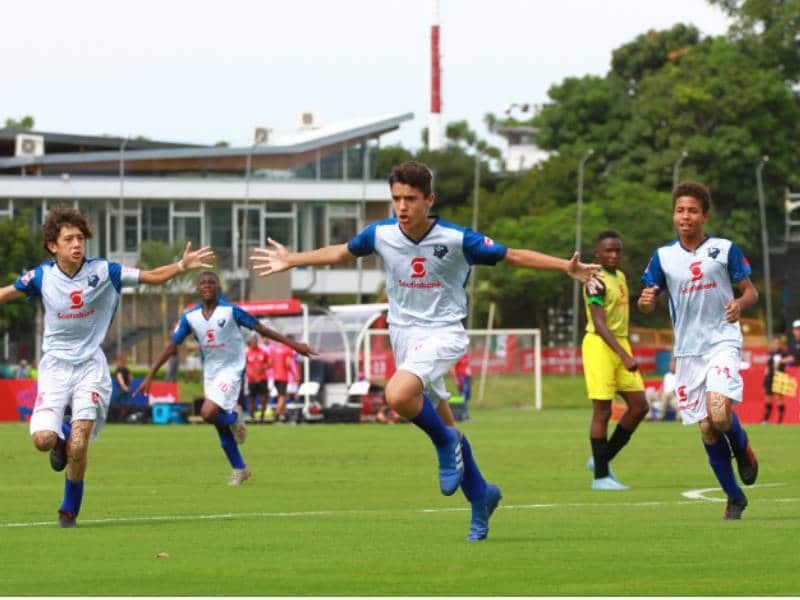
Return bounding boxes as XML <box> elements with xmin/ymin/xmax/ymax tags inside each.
<box><xmin>0</xmin><ymin>285</ymin><xmax>24</xmax><ymax>305</ymax></box>
<box><xmin>504</xmin><ymin>249</ymin><xmax>599</xmax><ymax>283</ymax></box>
<box><xmin>254</xmin><ymin>322</ymin><xmax>317</xmax><ymax>357</ymax></box>
<box><xmin>250</xmin><ymin>238</ymin><xmax>353</xmax><ymax>277</ymax></box>
<box><xmin>139</xmin><ymin>242</ymin><xmax>215</xmax><ymax>286</ymax></box>
<box><xmin>133</xmin><ymin>341</ymin><xmax>179</xmax><ymax>396</ymax></box>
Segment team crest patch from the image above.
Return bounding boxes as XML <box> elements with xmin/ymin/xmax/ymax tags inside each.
<box><xmin>483</xmin><ymin>236</ymin><xmax>495</xmax><ymax>247</ymax></box>
<box><xmin>20</xmin><ymin>270</ymin><xmax>34</xmax><ymax>285</ymax></box>
<box><xmin>708</xmin><ymin>247</ymin><xmax>720</xmax><ymax>259</ymax></box>
<box><xmin>87</xmin><ymin>274</ymin><xmax>100</xmax><ymax>288</ymax></box>
<box><xmin>218</xmin><ymin>319</ymin><xmax>226</xmax><ymax>327</ymax></box>
<box><xmin>433</xmin><ymin>244</ymin><xmax>448</xmax><ymax>259</ymax></box>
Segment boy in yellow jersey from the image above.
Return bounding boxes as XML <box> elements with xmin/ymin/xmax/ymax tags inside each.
<box><xmin>582</xmin><ymin>231</ymin><xmax>648</xmax><ymax>490</ymax></box>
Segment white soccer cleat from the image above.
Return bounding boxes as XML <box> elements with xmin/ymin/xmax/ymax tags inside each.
<box><xmin>591</xmin><ymin>476</ymin><xmax>629</xmax><ymax>491</ymax></box>
<box><xmin>229</xmin><ymin>467</ymin><xmax>252</xmax><ymax>486</ymax></box>
<box><xmin>230</xmin><ymin>409</ymin><xmax>247</xmax><ymax>445</ymax></box>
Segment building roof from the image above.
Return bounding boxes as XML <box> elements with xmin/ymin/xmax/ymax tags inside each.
<box><xmin>0</xmin><ymin>113</ymin><xmax>413</xmax><ymax>174</ymax></box>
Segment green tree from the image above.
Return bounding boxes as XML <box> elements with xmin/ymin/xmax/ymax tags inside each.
<box><xmin>0</xmin><ymin>216</ymin><xmax>45</xmax><ymax>332</ymax></box>
<box><xmin>3</xmin><ymin>116</ymin><xmax>35</xmax><ymax>129</ymax></box>
<box><xmin>137</xmin><ymin>241</ymin><xmax>192</xmax><ymax>338</ymax></box>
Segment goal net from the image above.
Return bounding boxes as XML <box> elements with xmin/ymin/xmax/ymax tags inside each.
<box><xmin>362</xmin><ymin>328</ymin><xmax>542</xmax><ymax>410</ymax></box>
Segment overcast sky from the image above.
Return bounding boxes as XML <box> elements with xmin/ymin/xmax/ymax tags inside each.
<box><xmin>3</xmin><ymin>0</ymin><xmax>731</xmax><ymax>150</ymax></box>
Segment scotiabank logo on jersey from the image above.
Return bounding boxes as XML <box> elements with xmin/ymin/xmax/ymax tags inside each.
<box><xmin>399</xmin><ymin>256</ymin><xmax>442</xmax><ymax>289</ymax></box>
<box><xmin>57</xmin><ymin>289</ymin><xmax>96</xmax><ymax>320</ymax></box>
<box><xmin>680</xmin><ymin>260</ymin><xmax>718</xmax><ymax>294</ymax></box>
<box><xmin>203</xmin><ymin>328</ymin><xmax>225</xmax><ymax>349</ymax></box>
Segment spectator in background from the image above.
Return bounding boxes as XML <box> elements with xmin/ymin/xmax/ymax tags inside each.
<box><xmin>790</xmin><ymin>320</ymin><xmax>800</xmax><ymax>362</ymax></box>
<box><xmin>646</xmin><ymin>357</ymin><xmax>678</xmax><ymax>421</ymax></box>
<box><xmin>165</xmin><ymin>352</ymin><xmax>179</xmax><ymax>383</ymax></box>
<box><xmin>15</xmin><ymin>359</ymin><xmax>31</xmax><ymax>378</ymax></box>
<box><xmin>108</xmin><ymin>355</ymin><xmax>132</xmax><ymax>423</ymax></box>
<box><xmin>245</xmin><ymin>335</ymin><xmax>269</xmax><ymax>421</ymax></box>
<box><xmin>764</xmin><ymin>336</ymin><xmax>791</xmax><ymax>424</ymax></box>
<box><xmin>270</xmin><ymin>336</ymin><xmax>294</xmax><ymax>424</ymax></box>
<box><xmin>453</xmin><ymin>352</ymin><xmax>472</xmax><ymax>420</ymax></box>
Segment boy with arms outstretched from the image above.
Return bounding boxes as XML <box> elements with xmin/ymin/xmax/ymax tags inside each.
<box><xmin>0</xmin><ymin>206</ymin><xmax>214</xmax><ymax>526</ymax></box>
<box><xmin>251</xmin><ymin>161</ymin><xmax>599</xmax><ymax>540</ymax></box>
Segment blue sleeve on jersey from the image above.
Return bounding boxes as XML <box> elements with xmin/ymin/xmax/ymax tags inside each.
<box><xmin>13</xmin><ymin>265</ymin><xmax>44</xmax><ymax>299</ymax></box>
<box><xmin>463</xmin><ymin>229</ymin><xmax>508</xmax><ymax>265</ymax></box>
<box><xmin>108</xmin><ymin>262</ymin><xmax>123</xmax><ymax>293</ymax></box>
<box><xmin>232</xmin><ymin>305</ymin><xmax>259</xmax><ymax>330</ymax></box>
<box><xmin>347</xmin><ymin>223</ymin><xmax>377</xmax><ymax>257</ymax></box>
<box><xmin>727</xmin><ymin>243</ymin><xmax>752</xmax><ymax>283</ymax></box>
<box><xmin>641</xmin><ymin>250</ymin><xmax>667</xmax><ymax>291</ymax></box>
<box><xmin>171</xmin><ymin>314</ymin><xmax>192</xmax><ymax>345</ymax></box>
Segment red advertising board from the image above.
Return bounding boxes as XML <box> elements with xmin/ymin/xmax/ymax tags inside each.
<box><xmin>0</xmin><ymin>379</ymin><xmax>179</xmax><ymax>422</ymax></box>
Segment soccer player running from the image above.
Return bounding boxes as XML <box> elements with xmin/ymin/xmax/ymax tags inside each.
<box><xmin>0</xmin><ymin>206</ymin><xmax>214</xmax><ymax>527</ymax></box>
<box><xmin>136</xmin><ymin>271</ymin><xmax>315</xmax><ymax>485</ymax></box>
<box><xmin>250</xmin><ymin>161</ymin><xmax>599</xmax><ymax>540</ymax></box>
<box><xmin>582</xmin><ymin>231</ymin><xmax>648</xmax><ymax>490</ymax></box>
<box><xmin>639</xmin><ymin>181</ymin><xmax>759</xmax><ymax>520</ymax></box>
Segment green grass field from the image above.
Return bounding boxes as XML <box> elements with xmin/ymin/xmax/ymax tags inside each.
<box><xmin>1</xmin><ymin>387</ymin><xmax>799</xmax><ymax>595</ymax></box>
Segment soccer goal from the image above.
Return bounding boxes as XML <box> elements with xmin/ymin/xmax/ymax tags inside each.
<box><xmin>361</xmin><ymin>328</ymin><xmax>542</xmax><ymax>410</ymax></box>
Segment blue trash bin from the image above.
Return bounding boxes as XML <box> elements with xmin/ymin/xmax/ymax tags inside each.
<box><xmin>655</xmin><ymin>350</ymin><xmax>672</xmax><ymax>375</ymax></box>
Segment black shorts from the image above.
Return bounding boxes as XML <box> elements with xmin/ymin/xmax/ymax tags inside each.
<box><xmin>274</xmin><ymin>380</ymin><xmax>288</xmax><ymax>396</ymax></box>
<box><xmin>248</xmin><ymin>381</ymin><xmax>267</xmax><ymax>397</ymax></box>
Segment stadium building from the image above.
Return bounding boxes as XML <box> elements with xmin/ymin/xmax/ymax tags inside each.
<box><xmin>0</xmin><ymin>112</ymin><xmax>413</xmax><ymax>362</ymax></box>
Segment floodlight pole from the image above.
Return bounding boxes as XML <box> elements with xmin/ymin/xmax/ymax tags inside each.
<box><xmin>757</xmin><ymin>155</ymin><xmax>772</xmax><ymax>344</ymax></box>
<box><xmin>672</xmin><ymin>149</ymin><xmax>688</xmax><ymax>189</ymax></box>
<box><xmin>468</xmin><ymin>151</ymin><xmax>480</xmax><ymax>330</ymax></box>
<box><xmin>240</xmin><ymin>144</ymin><xmax>256</xmax><ymax>302</ymax></box>
<box><xmin>117</xmin><ymin>137</ymin><xmax>128</xmax><ymax>359</ymax></box>
<box><xmin>570</xmin><ymin>149</ymin><xmax>593</xmax><ymax>376</ymax></box>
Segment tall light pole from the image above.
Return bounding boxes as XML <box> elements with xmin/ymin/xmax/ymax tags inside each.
<box><xmin>117</xmin><ymin>137</ymin><xmax>128</xmax><ymax>358</ymax></box>
<box><xmin>240</xmin><ymin>143</ymin><xmax>256</xmax><ymax>301</ymax></box>
<box><xmin>672</xmin><ymin>149</ymin><xmax>688</xmax><ymax>188</ymax></box>
<box><xmin>468</xmin><ymin>150</ymin><xmax>481</xmax><ymax>329</ymax></box>
<box><xmin>571</xmin><ymin>149</ymin><xmax>594</xmax><ymax>376</ymax></box>
<box><xmin>756</xmin><ymin>155</ymin><xmax>772</xmax><ymax>344</ymax></box>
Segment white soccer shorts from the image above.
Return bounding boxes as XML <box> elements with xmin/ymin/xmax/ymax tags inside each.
<box><xmin>675</xmin><ymin>345</ymin><xmax>743</xmax><ymax>425</ymax></box>
<box><xmin>31</xmin><ymin>348</ymin><xmax>112</xmax><ymax>439</ymax></box>
<box><xmin>389</xmin><ymin>324</ymin><xmax>468</xmax><ymax>405</ymax></box>
<box><xmin>204</xmin><ymin>370</ymin><xmax>244</xmax><ymax>412</ymax></box>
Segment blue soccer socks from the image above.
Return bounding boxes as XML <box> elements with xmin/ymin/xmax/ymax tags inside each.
<box><xmin>214</xmin><ymin>410</ymin><xmax>238</xmax><ymax>427</ymax></box>
<box><xmin>704</xmin><ymin>437</ymin><xmax>743</xmax><ymax>501</ymax></box>
<box><xmin>411</xmin><ymin>395</ymin><xmax>451</xmax><ymax>447</ymax></box>
<box><xmin>59</xmin><ymin>476</ymin><xmax>84</xmax><ymax>517</ymax></box>
<box><xmin>216</xmin><ymin>425</ymin><xmax>246</xmax><ymax>470</ymax></box>
<box><xmin>459</xmin><ymin>435</ymin><xmax>487</xmax><ymax>502</ymax></box>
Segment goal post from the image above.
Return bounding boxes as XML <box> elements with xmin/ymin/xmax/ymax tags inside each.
<box><xmin>361</xmin><ymin>327</ymin><xmax>542</xmax><ymax>410</ymax></box>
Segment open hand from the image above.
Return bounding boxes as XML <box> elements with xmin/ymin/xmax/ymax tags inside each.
<box><xmin>566</xmin><ymin>252</ymin><xmax>600</xmax><ymax>283</ymax></box>
<box><xmin>182</xmin><ymin>241</ymin><xmax>215</xmax><ymax>271</ymax></box>
<box><xmin>250</xmin><ymin>238</ymin><xmax>290</xmax><ymax>277</ymax></box>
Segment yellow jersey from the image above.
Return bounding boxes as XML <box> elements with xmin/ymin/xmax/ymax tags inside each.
<box><xmin>583</xmin><ymin>268</ymin><xmax>630</xmax><ymax>337</ymax></box>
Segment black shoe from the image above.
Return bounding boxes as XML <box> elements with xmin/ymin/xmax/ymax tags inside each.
<box><xmin>723</xmin><ymin>494</ymin><xmax>748</xmax><ymax>520</ymax></box>
<box><xmin>57</xmin><ymin>509</ymin><xmax>77</xmax><ymax>528</ymax></box>
<box><xmin>733</xmin><ymin>433</ymin><xmax>758</xmax><ymax>486</ymax></box>
<box><xmin>50</xmin><ymin>438</ymin><xmax>67</xmax><ymax>472</ymax></box>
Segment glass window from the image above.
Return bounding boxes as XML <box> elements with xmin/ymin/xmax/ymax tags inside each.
<box><xmin>320</xmin><ymin>150</ymin><xmax>343</xmax><ymax>179</ymax></box>
<box><xmin>172</xmin><ymin>201</ymin><xmax>201</xmax><ymax>213</ymax></box>
<box><xmin>265</xmin><ymin>216</ymin><xmax>294</xmax><ymax>250</ymax></box>
<box><xmin>328</xmin><ymin>204</ymin><xmax>358</xmax><ymax>245</ymax></box>
<box><xmin>266</xmin><ymin>202</ymin><xmax>293</xmax><ymax>214</ymax></box>
<box><xmin>109</xmin><ymin>212</ymin><xmax>139</xmax><ymax>253</ymax></box>
<box><xmin>173</xmin><ymin>216</ymin><xmax>201</xmax><ymax>245</ymax></box>
<box><xmin>208</xmin><ymin>205</ymin><xmax>232</xmax><ymax>269</ymax></box>
<box><xmin>142</xmin><ymin>205</ymin><xmax>169</xmax><ymax>244</ymax></box>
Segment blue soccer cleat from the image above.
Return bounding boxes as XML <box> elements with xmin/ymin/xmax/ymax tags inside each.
<box><xmin>585</xmin><ymin>456</ymin><xmax>620</xmax><ymax>482</ymax></box>
<box><xmin>591</xmin><ymin>476</ymin><xmax>630</xmax><ymax>491</ymax></box>
<box><xmin>437</xmin><ymin>427</ymin><xmax>464</xmax><ymax>496</ymax></box>
<box><xmin>468</xmin><ymin>484</ymin><xmax>502</xmax><ymax>541</ymax></box>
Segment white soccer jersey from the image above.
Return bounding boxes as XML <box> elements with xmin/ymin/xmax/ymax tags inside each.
<box><xmin>14</xmin><ymin>258</ymin><xmax>140</xmax><ymax>364</ymax></box>
<box><xmin>171</xmin><ymin>300</ymin><xmax>259</xmax><ymax>381</ymax></box>
<box><xmin>641</xmin><ymin>237</ymin><xmax>751</xmax><ymax>357</ymax></box>
<box><xmin>347</xmin><ymin>217</ymin><xmax>507</xmax><ymax>327</ymax></box>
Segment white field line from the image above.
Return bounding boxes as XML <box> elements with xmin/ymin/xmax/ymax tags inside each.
<box><xmin>2</xmin><ymin>483</ymin><xmax>796</xmax><ymax>529</ymax></box>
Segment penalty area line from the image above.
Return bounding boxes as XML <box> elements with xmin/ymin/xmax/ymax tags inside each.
<box><xmin>2</xmin><ymin>490</ymin><xmax>798</xmax><ymax>529</ymax></box>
